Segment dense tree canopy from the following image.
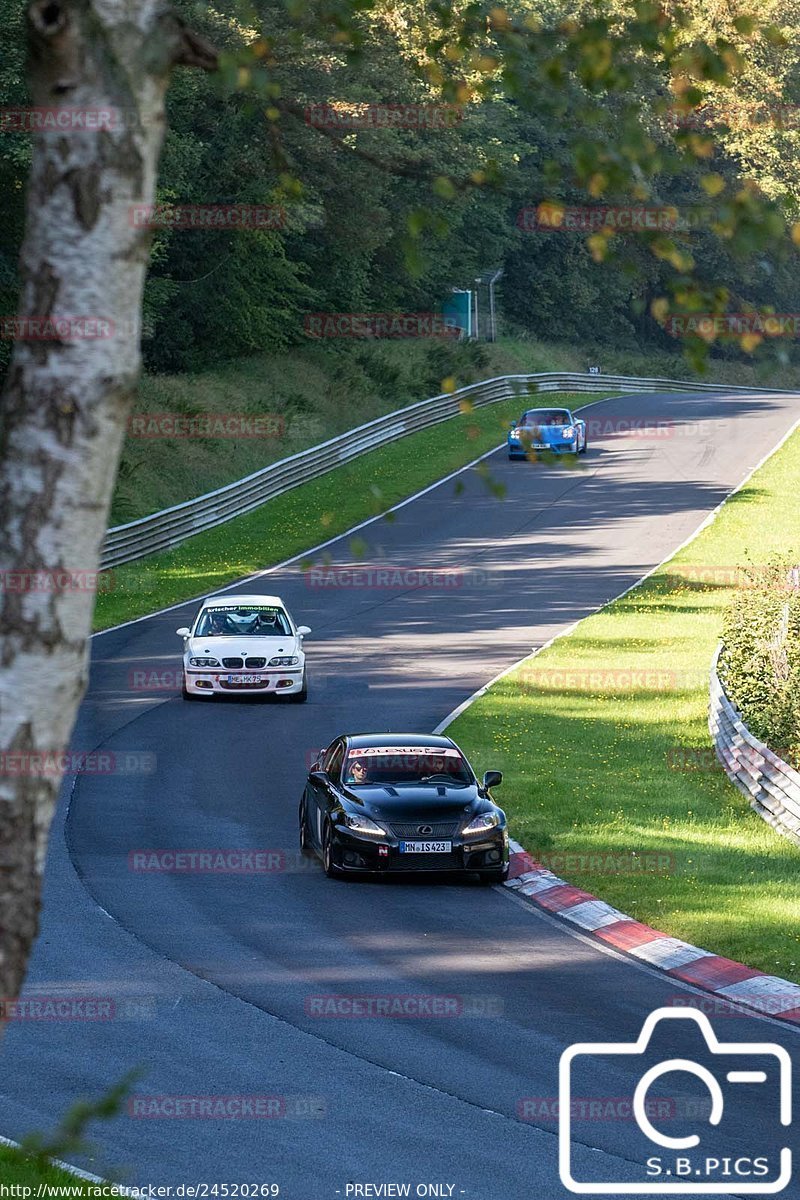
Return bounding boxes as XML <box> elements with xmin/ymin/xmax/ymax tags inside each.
<box><xmin>3</xmin><ymin>0</ymin><xmax>800</xmax><ymax>377</ymax></box>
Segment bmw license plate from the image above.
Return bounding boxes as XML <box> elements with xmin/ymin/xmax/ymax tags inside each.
<box><xmin>399</xmin><ymin>841</ymin><xmax>452</xmax><ymax>853</ymax></box>
<box><xmin>227</xmin><ymin>674</ymin><xmax>264</xmax><ymax>684</ymax></box>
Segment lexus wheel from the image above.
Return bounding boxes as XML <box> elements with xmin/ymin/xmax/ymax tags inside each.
<box><xmin>322</xmin><ymin>822</ymin><xmax>343</xmax><ymax>879</ymax></box>
<box><xmin>478</xmin><ymin>865</ymin><xmax>509</xmax><ymax>885</ymax></box>
<box><xmin>299</xmin><ymin>798</ymin><xmax>314</xmax><ymax>856</ymax></box>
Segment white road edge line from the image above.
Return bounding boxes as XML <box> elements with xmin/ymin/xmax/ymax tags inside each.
<box><xmin>91</xmin><ymin>391</ymin><xmax>639</xmax><ymax>639</ymax></box>
<box><xmin>0</xmin><ymin>1130</ymin><xmax>136</xmax><ymax>1192</ymax></box>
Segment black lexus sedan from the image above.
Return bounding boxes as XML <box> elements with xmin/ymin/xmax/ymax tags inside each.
<box><xmin>299</xmin><ymin>733</ymin><xmax>508</xmax><ymax>883</ymax></box>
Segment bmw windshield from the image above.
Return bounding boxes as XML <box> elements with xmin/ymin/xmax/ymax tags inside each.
<box><xmin>194</xmin><ymin>605</ymin><xmax>293</xmax><ymax>637</ymax></box>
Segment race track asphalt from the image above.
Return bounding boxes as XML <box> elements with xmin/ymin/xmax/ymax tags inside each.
<box><xmin>1</xmin><ymin>389</ymin><xmax>799</xmax><ymax>1199</ymax></box>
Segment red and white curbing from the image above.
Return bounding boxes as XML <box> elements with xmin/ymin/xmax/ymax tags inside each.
<box><xmin>506</xmin><ymin>840</ymin><xmax>800</xmax><ymax>1026</ymax></box>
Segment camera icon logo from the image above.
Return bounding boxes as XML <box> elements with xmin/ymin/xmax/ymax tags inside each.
<box><xmin>559</xmin><ymin>1007</ymin><xmax>792</xmax><ymax>1194</ymax></box>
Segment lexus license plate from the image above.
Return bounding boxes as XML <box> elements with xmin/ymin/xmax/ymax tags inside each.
<box><xmin>399</xmin><ymin>841</ymin><xmax>452</xmax><ymax>853</ymax></box>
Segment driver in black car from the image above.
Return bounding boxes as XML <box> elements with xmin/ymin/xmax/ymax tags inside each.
<box><xmin>423</xmin><ymin>754</ymin><xmax>447</xmax><ymax>778</ymax></box>
<box><xmin>345</xmin><ymin>757</ymin><xmax>371</xmax><ymax>785</ymax></box>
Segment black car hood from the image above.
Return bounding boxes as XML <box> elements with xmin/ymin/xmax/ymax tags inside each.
<box><xmin>339</xmin><ymin>783</ymin><xmax>485</xmax><ymax>821</ymax></box>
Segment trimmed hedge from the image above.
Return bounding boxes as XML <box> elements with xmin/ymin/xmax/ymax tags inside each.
<box><xmin>720</xmin><ymin>560</ymin><xmax>800</xmax><ymax>761</ymax></box>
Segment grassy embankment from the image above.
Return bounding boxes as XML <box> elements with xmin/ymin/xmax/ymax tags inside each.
<box><xmin>450</xmin><ymin>420</ymin><xmax>800</xmax><ymax>981</ymax></box>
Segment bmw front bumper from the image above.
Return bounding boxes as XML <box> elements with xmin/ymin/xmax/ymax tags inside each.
<box><xmin>184</xmin><ymin>667</ymin><xmax>304</xmax><ymax>695</ymax></box>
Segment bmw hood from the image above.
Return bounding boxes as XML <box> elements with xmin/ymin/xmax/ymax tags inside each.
<box><xmin>186</xmin><ymin>634</ymin><xmax>302</xmax><ymax>658</ymax></box>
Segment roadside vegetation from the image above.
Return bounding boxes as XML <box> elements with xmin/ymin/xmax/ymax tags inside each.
<box><xmin>450</xmin><ymin>421</ymin><xmax>800</xmax><ymax>982</ymax></box>
<box><xmin>0</xmin><ymin>1145</ymin><xmax>101</xmax><ymax>1191</ymax></box>
<box><xmin>720</xmin><ymin>562</ymin><xmax>800</xmax><ymax>762</ymax></box>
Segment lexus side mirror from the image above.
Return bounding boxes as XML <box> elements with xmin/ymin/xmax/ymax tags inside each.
<box><xmin>296</xmin><ymin>625</ymin><xmax>311</xmax><ymax>637</ymax></box>
<box><xmin>176</xmin><ymin>627</ymin><xmax>190</xmax><ymax>638</ymax></box>
<box><xmin>482</xmin><ymin>770</ymin><xmax>503</xmax><ymax>789</ymax></box>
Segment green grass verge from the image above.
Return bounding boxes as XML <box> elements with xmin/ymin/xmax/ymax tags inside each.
<box><xmin>95</xmin><ymin>392</ymin><xmax>596</xmax><ymax>631</ymax></box>
<box><xmin>450</xmin><ymin>421</ymin><xmax>800</xmax><ymax>982</ymax></box>
<box><xmin>0</xmin><ymin>1144</ymin><xmax>100</xmax><ymax>1190</ymax></box>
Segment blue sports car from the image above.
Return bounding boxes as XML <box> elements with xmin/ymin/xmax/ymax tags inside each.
<box><xmin>507</xmin><ymin>406</ymin><xmax>587</xmax><ymax>459</ymax></box>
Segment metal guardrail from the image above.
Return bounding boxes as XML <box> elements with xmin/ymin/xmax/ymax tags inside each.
<box><xmin>102</xmin><ymin>371</ymin><xmax>788</xmax><ymax>569</ymax></box>
<box><xmin>709</xmin><ymin>645</ymin><xmax>800</xmax><ymax>846</ymax></box>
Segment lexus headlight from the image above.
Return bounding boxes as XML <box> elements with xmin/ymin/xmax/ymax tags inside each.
<box><xmin>344</xmin><ymin>814</ymin><xmax>386</xmax><ymax>838</ymax></box>
<box><xmin>268</xmin><ymin>655</ymin><xmax>299</xmax><ymax>666</ymax></box>
<box><xmin>462</xmin><ymin>812</ymin><xmax>501</xmax><ymax>836</ymax></box>
<box><xmin>189</xmin><ymin>657</ymin><xmax>220</xmax><ymax>667</ymax></box>
<box><xmin>562</xmin><ymin>426</ymin><xmax>575</xmax><ymax>439</ymax></box>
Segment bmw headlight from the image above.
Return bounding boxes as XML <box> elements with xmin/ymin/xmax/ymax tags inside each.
<box><xmin>344</xmin><ymin>814</ymin><xmax>386</xmax><ymax>838</ymax></box>
<box><xmin>189</xmin><ymin>657</ymin><xmax>220</xmax><ymax>667</ymax></box>
<box><xmin>562</xmin><ymin>426</ymin><xmax>575</xmax><ymax>439</ymax></box>
<box><xmin>268</xmin><ymin>655</ymin><xmax>299</xmax><ymax>666</ymax></box>
<box><xmin>462</xmin><ymin>812</ymin><xmax>501</xmax><ymax>836</ymax></box>
<box><xmin>510</xmin><ymin>428</ymin><xmax>521</xmax><ymax>439</ymax></box>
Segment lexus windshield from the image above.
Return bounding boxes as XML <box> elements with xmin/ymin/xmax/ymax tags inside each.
<box><xmin>343</xmin><ymin>747</ymin><xmax>473</xmax><ymax>787</ymax></box>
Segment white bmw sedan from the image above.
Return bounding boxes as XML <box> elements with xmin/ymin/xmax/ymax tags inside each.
<box><xmin>177</xmin><ymin>594</ymin><xmax>310</xmax><ymax>701</ymax></box>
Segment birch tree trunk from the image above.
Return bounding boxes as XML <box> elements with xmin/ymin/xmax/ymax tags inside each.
<box><xmin>0</xmin><ymin>0</ymin><xmax>215</xmax><ymax>1018</ymax></box>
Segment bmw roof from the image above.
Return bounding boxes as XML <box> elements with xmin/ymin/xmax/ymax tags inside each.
<box><xmin>202</xmin><ymin>594</ymin><xmax>285</xmax><ymax>608</ymax></box>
